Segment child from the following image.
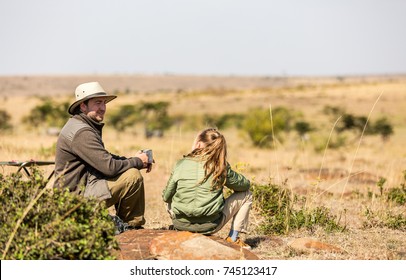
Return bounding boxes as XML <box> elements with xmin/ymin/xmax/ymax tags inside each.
<box><xmin>162</xmin><ymin>128</ymin><xmax>252</xmax><ymax>249</ymax></box>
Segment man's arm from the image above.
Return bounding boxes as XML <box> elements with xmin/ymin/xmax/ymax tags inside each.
<box><xmin>72</xmin><ymin>128</ymin><xmax>142</xmax><ymax>177</ymax></box>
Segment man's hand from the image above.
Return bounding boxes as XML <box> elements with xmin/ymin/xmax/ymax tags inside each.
<box><xmin>135</xmin><ymin>151</ymin><xmax>153</xmax><ymax>172</ymax></box>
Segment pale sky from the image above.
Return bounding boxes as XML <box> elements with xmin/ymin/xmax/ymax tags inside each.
<box><xmin>1</xmin><ymin>0</ymin><xmax>405</xmax><ymax>76</ymax></box>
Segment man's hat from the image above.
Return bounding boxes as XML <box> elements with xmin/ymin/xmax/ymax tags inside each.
<box><xmin>68</xmin><ymin>82</ymin><xmax>117</xmax><ymax>115</ymax></box>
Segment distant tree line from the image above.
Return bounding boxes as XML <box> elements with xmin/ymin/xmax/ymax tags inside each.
<box><xmin>1</xmin><ymin>98</ymin><xmax>395</xmax><ymax>150</ymax></box>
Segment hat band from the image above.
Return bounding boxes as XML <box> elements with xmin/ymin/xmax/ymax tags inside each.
<box><xmin>77</xmin><ymin>92</ymin><xmax>108</xmax><ymax>101</ymax></box>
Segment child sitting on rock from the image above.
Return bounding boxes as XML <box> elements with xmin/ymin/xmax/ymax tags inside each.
<box><xmin>162</xmin><ymin>128</ymin><xmax>252</xmax><ymax>249</ymax></box>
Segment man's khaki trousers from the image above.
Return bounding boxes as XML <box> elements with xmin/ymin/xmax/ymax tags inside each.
<box><xmin>105</xmin><ymin>169</ymin><xmax>145</xmax><ymax>227</ymax></box>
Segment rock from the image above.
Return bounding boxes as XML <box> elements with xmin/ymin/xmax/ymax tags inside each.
<box><xmin>287</xmin><ymin>237</ymin><xmax>342</xmax><ymax>253</ymax></box>
<box><xmin>115</xmin><ymin>229</ymin><xmax>259</xmax><ymax>260</ymax></box>
<box><xmin>150</xmin><ymin>231</ymin><xmax>246</xmax><ymax>260</ymax></box>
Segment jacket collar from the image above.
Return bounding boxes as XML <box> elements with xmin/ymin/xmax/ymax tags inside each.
<box><xmin>74</xmin><ymin>113</ymin><xmax>104</xmax><ymax>136</ymax></box>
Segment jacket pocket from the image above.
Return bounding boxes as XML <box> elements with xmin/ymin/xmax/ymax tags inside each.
<box><xmin>84</xmin><ymin>172</ymin><xmax>112</xmax><ymax>200</ymax></box>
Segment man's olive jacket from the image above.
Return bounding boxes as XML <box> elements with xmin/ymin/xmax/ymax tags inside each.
<box><xmin>54</xmin><ymin>113</ymin><xmax>143</xmax><ymax>200</ymax></box>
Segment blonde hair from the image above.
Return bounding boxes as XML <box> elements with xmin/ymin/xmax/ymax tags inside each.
<box><xmin>186</xmin><ymin>128</ymin><xmax>227</xmax><ymax>189</ymax></box>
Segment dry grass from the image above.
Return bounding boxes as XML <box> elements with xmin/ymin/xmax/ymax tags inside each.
<box><xmin>1</xmin><ymin>75</ymin><xmax>405</xmax><ymax>259</ymax></box>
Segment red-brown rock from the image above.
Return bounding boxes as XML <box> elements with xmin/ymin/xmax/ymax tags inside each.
<box><xmin>115</xmin><ymin>229</ymin><xmax>259</xmax><ymax>260</ymax></box>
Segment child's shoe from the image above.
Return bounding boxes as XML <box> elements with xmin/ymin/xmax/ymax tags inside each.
<box><xmin>225</xmin><ymin>236</ymin><xmax>251</xmax><ymax>250</ymax></box>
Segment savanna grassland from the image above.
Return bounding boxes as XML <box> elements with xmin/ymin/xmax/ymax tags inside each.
<box><xmin>0</xmin><ymin>75</ymin><xmax>405</xmax><ymax>260</ymax></box>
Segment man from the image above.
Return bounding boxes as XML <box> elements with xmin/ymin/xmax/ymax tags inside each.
<box><xmin>54</xmin><ymin>81</ymin><xmax>151</xmax><ymax>231</ymax></box>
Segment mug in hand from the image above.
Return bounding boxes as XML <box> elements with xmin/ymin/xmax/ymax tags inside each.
<box><xmin>142</xmin><ymin>149</ymin><xmax>154</xmax><ymax>164</ymax></box>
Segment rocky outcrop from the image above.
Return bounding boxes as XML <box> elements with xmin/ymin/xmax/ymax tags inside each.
<box><xmin>115</xmin><ymin>229</ymin><xmax>259</xmax><ymax>260</ymax></box>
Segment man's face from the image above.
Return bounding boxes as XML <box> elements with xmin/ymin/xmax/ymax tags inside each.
<box><xmin>80</xmin><ymin>97</ymin><xmax>108</xmax><ymax>122</ymax></box>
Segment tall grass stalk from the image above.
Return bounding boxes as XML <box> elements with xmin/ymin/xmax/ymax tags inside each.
<box><xmin>318</xmin><ymin>116</ymin><xmax>342</xmax><ymax>179</ymax></box>
<box><xmin>268</xmin><ymin>104</ymin><xmax>281</xmax><ymax>183</ymax></box>
<box><xmin>340</xmin><ymin>91</ymin><xmax>383</xmax><ymax>200</ymax></box>
<box><xmin>303</xmin><ymin>116</ymin><xmax>342</xmax><ymax>209</ymax></box>
<box><xmin>314</xmin><ymin>171</ymin><xmax>364</xmax><ymax>199</ymax></box>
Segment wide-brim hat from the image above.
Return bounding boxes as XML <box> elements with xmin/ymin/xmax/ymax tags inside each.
<box><xmin>68</xmin><ymin>81</ymin><xmax>117</xmax><ymax>114</ymax></box>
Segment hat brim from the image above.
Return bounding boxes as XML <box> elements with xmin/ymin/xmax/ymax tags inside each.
<box><xmin>68</xmin><ymin>93</ymin><xmax>117</xmax><ymax>115</ymax></box>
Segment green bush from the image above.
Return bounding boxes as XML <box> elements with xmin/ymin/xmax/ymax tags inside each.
<box><xmin>22</xmin><ymin>98</ymin><xmax>70</xmax><ymax>129</ymax></box>
<box><xmin>362</xmin><ymin>171</ymin><xmax>406</xmax><ymax>231</ymax></box>
<box><xmin>108</xmin><ymin>101</ymin><xmax>174</xmax><ymax>137</ymax></box>
<box><xmin>108</xmin><ymin>104</ymin><xmax>141</xmax><ymax>132</ymax></box>
<box><xmin>336</xmin><ymin>114</ymin><xmax>372</xmax><ymax>134</ymax></box>
<box><xmin>384</xmin><ymin>213</ymin><xmax>406</xmax><ymax>230</ymax></box>
<box><xmin>372</xmin><ymin>117</ymin><xmax>394</xmax><ymax>141</ymax></box>
<box><xmin>387</xmin><ymin>186</ymin><xmax>406</xmax><ymax>206</ymax></box>
<box><xmin>242</xmin><ymin>107</ymin><xmax>293</xmax><ymax>148</ymax></box>
<box><xmin>322</xmin><ymin>105</ymin><xmax>346</xmax><ymax>118</ymax></box>
<box><xmin>363</xmin><ymin>208</ymin><xmax>406</xmax><ymax>231</ymax></box>
<box><xmin>242</xmin><ymin>108</ymin><xmax>273</xmax><ymax>148</ymax></box>
<box><xmin>252</xmin><ymin>182</ymin><xmax>293</xmax><ymax>234</ymax></box>
<box><xmin>370</xmin><ymin>172</ymin><xmax>405</xmax><ymax>206</ymax></box>
<box><xmin>140</xmin><ymin>101</ymin><xmax>173</xmax><ymax>135</ymax></box>
<box><xmin>252</xmin><ymin>182</ymin><xmax>345</xmax><ymax>235</ymax></box>
<box><xmin>386</xmin><ymin>171</ymin><xmax>406</xmax><ymax>205</ymax></box>
<box><xmin>0</xmin><ymin>170</ymin><xmax>118</xmax><ymax>260</ymax></box>
<box><xmin>294</xmin><ymin>121</ymin><xmax>312</xmax><ymax>138</ymax></box>
<box><xmin>311</xmin><ymin>132</ymin><xmax>347</xmax><ymax>153</ymax></box>
<box><xmin>323</xmin><ymin>106</ymin><xmax>394</xmax><ymax>141</ymax></box>
<box><xmin>0</xmin><ymin>109</ymin><xmax>13</xmax><ymax>132</ymax></box>
<box><xmin>203</xmin><ymin>113</ymin><xmax>245</xmax><ymax>130</ymax></box>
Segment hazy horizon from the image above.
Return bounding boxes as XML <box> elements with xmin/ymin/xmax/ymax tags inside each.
<box><xmin>1</xmin><ymin>0</ymin><xmax>405</xmax><ymax>77</ymax></box>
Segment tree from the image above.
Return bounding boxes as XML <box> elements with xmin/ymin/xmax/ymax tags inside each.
<box><xmin>139</xmin><ymin>101</ymin><xmax>173</xmax><ymax>138</ymax></box>
<box><xmin>373</xmin><ymin>117</ymin><xmax>394</xmax><ymax>141</ymax></box>
<box><xmin>294</xmin><ymin>121</ymin><xmax>312</xmax><ymax>139</ymax></box>
<box><xmin>108</xmin><ymin>104</ymin><xmax>140</xmax><ymax>132</ymax></box>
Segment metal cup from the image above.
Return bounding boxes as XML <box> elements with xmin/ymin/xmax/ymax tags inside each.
<box><xmin>142</xmin><ymin>149</ymin><xmax>154</xmax><ymax>164</ymax></box>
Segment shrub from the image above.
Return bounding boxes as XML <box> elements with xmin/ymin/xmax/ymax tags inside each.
<box><xmin>203</xmin><ymin>113</ymin><xmax>245</xmax><ymax>130</ymax></box>
<box><xmin>22</xmin><ymin>98</ymin><xmax>70</xmax><ymax>129</ymax></box>
<box><xmin>252</xmin><ymin>182</ymin><xmax>294</xmax><ymax>234</ymax></box>
<box><xmin>386</xmin><ymin>171</ymin><xmax>406</xmax><ymax>206</ymax></box>
<box><xmin>362</xmin><ymin>171</ymin><xmax>406</xmax><ymax>231</ymax></box>
<box><xmin>387</xmin><ymin>186</ymin><xmax>406</xmax><ymax>206</ymax></box>
<box><xmin>372</xmin><ymin>117</ymin><xmax>394</xmax><ymax>141</ymax></box>
<box><xmin>0</xmin><ymin>109</ymin><xmax>12</xmax><ymax>131</ymax></box>
<box><xmin>336</xmin><ymin>114</ymin><xmax>373</xmax><ymax>134</ymax></box>
<box><xmin>363</xmin><ymin>208</ymin><xmax>406</xmax><ymax>231</ymax></box>
<box><xmin>242</xmin><ymin>107</ymin><xmax>293</xmax><ymax>148</ymax></box>
<box><xmin>0</xmin><ymin>169</ymin><xmax>118</xmax><ymax>260</ymax></box>
<box><xmin>370</xmin><ymin>172</ymin><xmax>405</xmax><ymax>206</ymax></box>
<box><xmin>384</xmin><ymin>213</ymin><xmax>406</xmax><ymax>230</ymax></box>
<box><xmin>242</xmin><ymin>108</ymin><xmax>273</xmax><ymax>148</ymax></box>
<box><xmin>323</xmin><ymin>106</ymin><xmax>394</xmax><ymax>140</ymax></box>
<box><xmin>252</xmin><ymin>181</ymin><xmax>345</xmax><ymax>235</ymax></box>
<box><xmin>108</xmin><ymin>101</ymin><xmax>174</xmax><ymax>137</ymax></box>
<box><xmin>140</xmin><ymin>101</ymin><xmax>173</xmax><ymax>136</ymax></box>
<box><xmin>294</xmin><ymin>121</ymin><xmax>312</xmax><ymax>138</ymax></box>
<box><xmin>312</xmin><ymin>132</ymin><xmax>347</xmax><ymax>153</ymax></box>
<box><xmin>108</xmin><ymin>104</ymin><xmax>140</xmax><ymax>132</ymax></box>
<box><xmin>322</xmin><ymin>105</ymin><xmax>346</xmax><ymax>120</ymax></box>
